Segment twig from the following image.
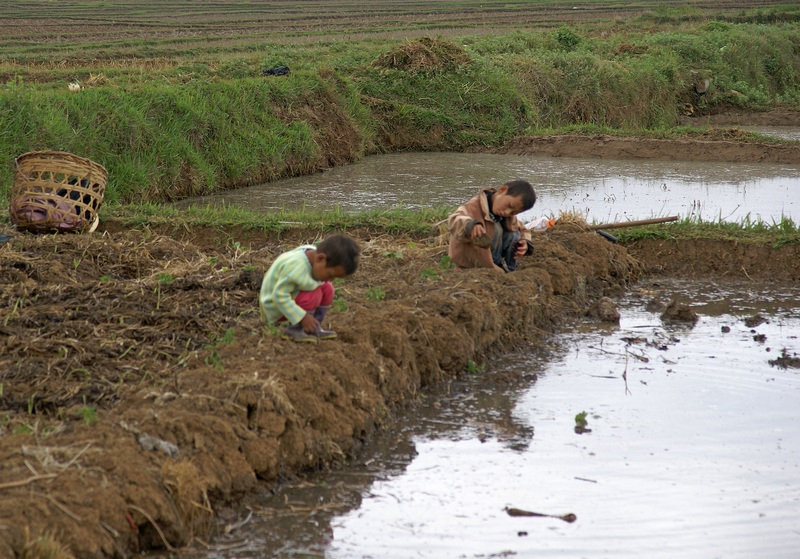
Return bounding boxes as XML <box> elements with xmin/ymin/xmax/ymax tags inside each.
<box><xmin>0</xmin><ymin>473</ymin><xmax>57</xmax><ymax>490</ymax></box>
<box><xmin>99</xmin><ymin>520</ymin><xmax>120</xmax><ymax>538</ymax></box>
<box><xmin>504</xmin><ymin>507</ymin><xmax>577</xmax><ymax>523</ymax></box>
<box><xmin>622</xmin><ymin>349</ymin><xmax>631</xmax><ymax>395</ymax></box>
<box><xmin>224</xmin><ymin>510</ymin><xmax>253</xmax><ymax>535</ymax></box>
<box><xmin>32</xmin><ymin>492</ymin><xmax>82</xmax><ymax>522</ymax></box>
<box><xmin>128</xmin><ymin>504</ymin><xmax>177</xmax><ymax>552</ymax></box>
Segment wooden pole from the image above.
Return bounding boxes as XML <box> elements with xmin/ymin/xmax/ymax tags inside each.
<box><xmin>588</xmin><ymin>215</ymin><xmax>679</xmax><ymax>230</ymax></box>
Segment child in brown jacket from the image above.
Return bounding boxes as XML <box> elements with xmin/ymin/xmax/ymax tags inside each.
<box><xmin>447</xmin><ymin>180</ymin><xmax>536</xmax><ymax>272</ymax></box>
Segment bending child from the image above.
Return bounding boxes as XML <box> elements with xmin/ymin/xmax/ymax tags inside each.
<box><xmin>448</xmin><ymin>179</ymin><xmax>536</xmax><ymax>272</ymax></box>
<box><xmin>260</xmin><ymin>234</ymin><xmax>360</xmax><ymax>343</ymax></box>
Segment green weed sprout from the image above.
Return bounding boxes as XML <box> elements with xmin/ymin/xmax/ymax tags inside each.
<box><xmin>366</xmin><ymin>286</ymin><xmax>386</xmax><ymax>302</ymax></box>
<box><xmin>420</xmin><ymin>267</ymin><xmax>439</xmax><ymax>280</ymax></box>
<box><xmin>574</xmin><ymin>411</ymin><xmax>591</xmax><ymax>434</ymax></box>
<box><xmin>78</xmin><ymin>397</ymin><xmax>98</xmax><ymax>426</ymax></box>
<box><xmin>466</xmin><ymin>360</ymin><xmax>485</xmax><ymax>374</ymax></box>
<box><xmin>332</xmin><ymin>296</ymin><xmax>347</xmax><ymax>312</ymax></box>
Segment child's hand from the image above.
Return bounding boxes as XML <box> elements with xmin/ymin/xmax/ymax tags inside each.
<box><xmin>514</xmin><ymin>240</ymin><xmax>528</xmax><ymax>258</ymax></box>
<box><xmin>470</xmin><ymin>222</ymin><xmax>486</xmax><ymax>239</ymax></box>
<box><xmin>300</xmin><ymin>313</ymin><xmax>320</xmax><ymax>334</ymax></box>
<box><xmin>467</xmin><ymin>221</ymin><xmax>492</xmax><ymax>248</ymax></box>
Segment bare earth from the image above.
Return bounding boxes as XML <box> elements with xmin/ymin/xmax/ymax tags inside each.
<box><xmin>497</xmin><ymin>110</ymin><xmax>800</xmax><ymax>164</ymax></box>
<box><xmin>1</xmin><ymin>121</ymin><xmax>799</xmax><ymax>556</ymax></box>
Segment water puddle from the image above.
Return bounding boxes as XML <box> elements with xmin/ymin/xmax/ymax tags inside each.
<box><xmin>191</xmin><ymin>279</ymin><xmax>800</xmax><ymax>558</ymax></box>
<box><xmin>176</xmin><ymin>133</ymin><xmax>800</xmax><ymax>224</ymax></box>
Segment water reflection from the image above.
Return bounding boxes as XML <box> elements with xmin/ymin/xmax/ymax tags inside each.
<box><xmin>176</xmin><ymin>151</ymin><xmax>799</xmax><ymax>224</ymax></box>
<box><xmin>327</xmin><ymin>279</ymin><xmax>800</xmax><ymax>559</ymax></box>
<box><xmin>193</xmin><ymin>362</ymin><xmax>538</xmax><ymax>558</ymax></box>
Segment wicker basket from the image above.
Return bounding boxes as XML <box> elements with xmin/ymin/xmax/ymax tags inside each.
<box><xmin>9</xmin><ymin>151</ymin><xmax>108</xmax><ymax>233</ymax></box>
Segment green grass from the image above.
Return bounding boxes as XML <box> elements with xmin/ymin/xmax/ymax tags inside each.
<box><xmin>365</xmin><ymin>286</ymin><xmax>387</xmax><ymax>302</ymax></box>
<box><xmin>0</xmin><ymin>3</ymin><xmax>798</xmax><ymax>208</ymax></box>
<box><xmin>4</xmin><ymin>195</ymin><xmax>795</xmax><ymax>246</ymax></box>
<box><xmin>613</xmin><ymin>215</ymin><xmax>800</xmax><ymax>246</ymax></box>
<box><xmin>103</xmin><ymin>202</ymin><xmax>452</xmax><ymax>236</ymax></box>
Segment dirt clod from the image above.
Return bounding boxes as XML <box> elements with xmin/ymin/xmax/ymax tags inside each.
<box><xmin>769</xmin><ymin>349</ymin><xmax>800</xmax><ymax>370</ymax></box>
<box><xmin>744</xmin><ymin>314</ymin><xmax>767</xmax><ymax>328</ymax></box>
<box><xmin>660</xmin><ymin>301</ymin><xmax>699</xmax><ymax>324</ymax></box>
<box><xmin>587</xmin><ymin>296</ymin><xmax>620</xmax><ymax>323</ymax></box>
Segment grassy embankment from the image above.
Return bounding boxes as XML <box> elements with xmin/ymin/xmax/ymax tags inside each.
<box><xmin>1</xmin><ymin>4</ymin><xmax>799</xmax><ymax>241</ymax></box>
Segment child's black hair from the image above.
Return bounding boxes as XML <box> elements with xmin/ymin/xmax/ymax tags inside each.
<box><xmin>504</xmin><ymin>179</ymin><xmax>537</xmax><ymax>211</ymax></box>
<box><xmin>317</xmin><ymin>234</ymin><xmax>360</xmax><ymax>275</ymax></box>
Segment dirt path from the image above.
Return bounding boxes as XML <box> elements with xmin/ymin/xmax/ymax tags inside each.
<box><xmin>1</xmin><ymin>120</ymin><xmax>799</xmax><ymax>556</ymax></box>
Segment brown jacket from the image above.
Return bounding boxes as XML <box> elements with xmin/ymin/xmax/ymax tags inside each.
<box><xmin>447</xmin><ymin>188</ymin><xmax>533</xmax><ymax>269</ymax></box>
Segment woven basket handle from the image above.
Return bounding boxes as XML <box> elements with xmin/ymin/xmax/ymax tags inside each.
<box><xmin>14</xmin><ymin>158</ymin><xmax>33</xmax><ymax>182</ymax></box>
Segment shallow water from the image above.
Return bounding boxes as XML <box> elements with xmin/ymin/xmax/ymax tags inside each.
<box><xmin>176</xmin><ymin>132</ymin><xmax>800</xmax><ymax>225</ymax></box>
<box><xmin>192</xmin><ymin>279</ymin><xmax>800</xmax><ymax>559</ymax></box>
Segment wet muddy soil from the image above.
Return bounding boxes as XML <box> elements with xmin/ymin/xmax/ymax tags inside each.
<box><xmin>0</xmin><ymin>222</ymin><xmax>642</xmax><ymax>557</ymax></box>
<box><xmin>1</xmin><ymin>124</ymin><xmax>799</xmax><ymax>557</ymax></box>
<box><xmin>498</xmin><ymin>110</ymin><xmax>800</xmax><ymax>164</ymax></box>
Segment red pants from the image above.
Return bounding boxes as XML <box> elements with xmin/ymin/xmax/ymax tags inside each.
<box><xmin>278</xmin><ymin>282</ymin><xmax>334</xmax><ymax>322</ymax></box>
<box><xmin>296</xmin><ymin>281</ymin><xmax>334</xmax><ymax>310</ymax></box>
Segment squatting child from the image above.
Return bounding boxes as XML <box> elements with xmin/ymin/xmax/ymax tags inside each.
<box><xmin>259</xmin><ymin>234</ymin><xmax>360</xmax><ymax>343</ymax></box>
<box><xmin>447</xmin><ymin>179</ymin><xmax>537</xmax><ymax>272</ymax></box>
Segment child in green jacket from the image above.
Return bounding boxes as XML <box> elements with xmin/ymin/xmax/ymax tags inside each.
<box><xmin>260</xmin><ymin>234</ymin><xmax>360</xmax><ymax>343</ymax></box>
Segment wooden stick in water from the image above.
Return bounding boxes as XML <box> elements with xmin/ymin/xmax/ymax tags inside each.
<box><xmin>588</xmin><ymin>215</ymin><xmax>679</xmax><ymax>230</ymax></box>
<box><xmin>504</xmin><ymin>507</ymin><xmax>577</xmax><ymax>523</ymax></box>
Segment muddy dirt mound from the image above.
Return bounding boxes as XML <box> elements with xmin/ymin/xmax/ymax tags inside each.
<box><xmin>0</xmin><ymin>222</ymin><xmax>642</xmax><ymax>557</ymax></box>
<box><xmin>498</xmin><ymin>133</ymin><xmax>800</xmax><ymax>163</ymax></box>
<box><xmin>626</xmin><ymin>238</ymin><xmax>800</xmax><ymax>282</ymax></box>
<box><xmin>374</xmin><ymin>37</ymin><xmax>470</xmax><ymax>73</ymax></box>
<box><xmin>679</xmin><ymin>108</ymin><xmax>800</xmax><ymax>127</ymax></box>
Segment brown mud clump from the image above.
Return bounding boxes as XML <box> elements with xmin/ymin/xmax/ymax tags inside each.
<box><xmin>626</xmin><ymin>238</ymin><xmax>800</xmax><ymax>282</ymax></box>
<box><xmin>499</xmin><ymin>110</ymin><xmax>800</xmax><ymax>165</ymax></box>
<box><xmin>587</xmin><ymin>296</ymin><xmax>620</xmax><ymax>323</ymax></box>
<box><xmin>660</xmin><ymin>301</ymin><xmax>699</xmax><ymax>324</ymax></box>
<box><xmin>499</xmin><ymin>133</ymin><xmax>800</xmax><ymax>164</ymax></box>
<box><xmin>744</xmin><ymin>314</ymin><xmax>767</xmax><ymax>328</ymax></box>
<box><xmin>769</xmin><ymin>349</ymin><xmax>800</xmax><ymax>370</ymax></box>
<box><xmin>0</xmin><ymin>222</ymin><xmax>640</xmax><ymax>557</ymax></box>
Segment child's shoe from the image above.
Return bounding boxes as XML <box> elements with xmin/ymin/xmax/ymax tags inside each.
<box><xmin>281</xmin><ymin>323</ymin><xmax>318</xmax><ymax>343</ymax></box>
<box><xmin>315</xmin><ymin>325</ymin><xmax>337</xmax><ymax>340</ymax></box>
<box><xmin>313</xmin><ymin>306</ymin><xmax>337</xmax><ymax>340</ymax></box>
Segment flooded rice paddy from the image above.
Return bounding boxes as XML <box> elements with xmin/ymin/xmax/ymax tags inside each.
<box><xmin>195</xmin><ymin>278</ymin><xmax>800</xmax><ymax>559</ymax></box>
<box><xmin>178</xmin><ymin>151</ymin><xmax>799</xmax><ymax>225</ymax></box>
<box><xmin>176</xmin><ymin>133</ymin><xmax>799</xmax><ymax>557</ymax></box>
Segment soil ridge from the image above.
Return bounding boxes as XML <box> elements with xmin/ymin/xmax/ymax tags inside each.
<box><xmin>493</xmin><ymin>109</ymin><xmax>800</xmax><ymax>163</ymax></box>
<box><xmin>498</xmin><ymin>133</ymin><xmax>800</xmax><ymax>163</ymax></box>
<box><xmin>0</xmin><ymin>225</ymin><xmax>640</xmax><ymax>557</ymax></box>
